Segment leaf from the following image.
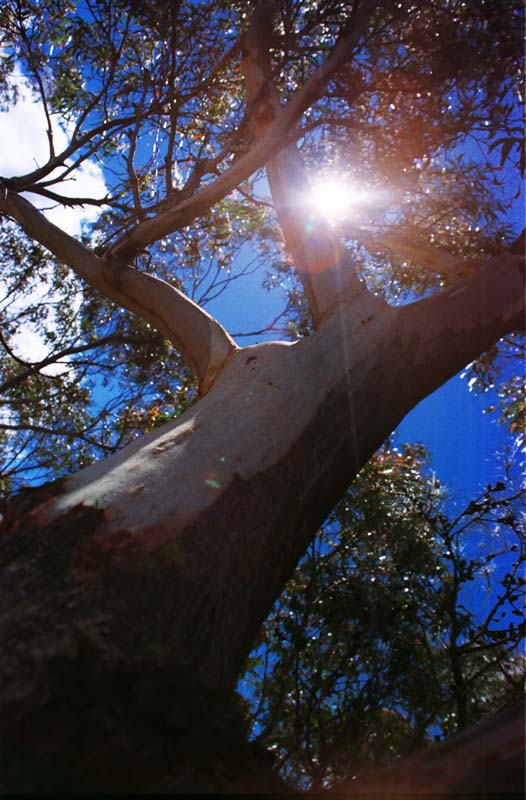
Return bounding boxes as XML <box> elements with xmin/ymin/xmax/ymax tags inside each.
<box><xmin>499</xmin><ymin>138</ymin><xmax>515</xmax><ymax>169</ymax></box>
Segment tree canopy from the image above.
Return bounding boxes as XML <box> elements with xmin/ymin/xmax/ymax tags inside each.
<box><xmin>0</xmin><ymin>0</ymin><xmax>523</xmax><ymax>489</ymax></box>
<box><xmin>0</xmin><ymin>0</ymin><xmax>524</xmax><ymax>793</ymax></box>
<box><xmin>242</xmin><ymin>444</ymin><xmax>525</xmax><ymax>789</ymax></box>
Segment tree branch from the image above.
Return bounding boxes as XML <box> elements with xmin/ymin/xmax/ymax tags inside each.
<box><xmin>7</xmin><ymin>109</ymin><xmax>150</xmax><ymax>192</ymax></box>
<box><xmin>240</xmin><ymin>1</ymin><xmax>379</xmax><ymax>326</ymax></box>
<box><xmin>0</xmin><ymin>332</ymin><xmax>165</xmax><ymax>394</ymax></box>
<box><xmin>338</xmin><ymin>699</ymin><xmax>525</xmax><ymax>795</ymax></box>
<box><xmin>343</xmin><ymin>226</ymin><xmax>492</xmax><ymax>278</ymax></box>
<box><xmin>105</xmin><ymin>1</ymin><xmax>385</xmax><ymax>262</ymax></box>
<box><xmin>397</xmin><ymin>251</ymin><xmax>525</xmax><ymax>413</ymax></box>
<box><xmin>0</xmin><ymin>186</ymin><xmax>236</xmax><ymax>393</ymax></box>
<box><xmin>0</xmin><ymin>421</ymin><xmax>113</xmax><ymax>453</ymax></box>
<box><xmin>22</xmin><ymin>185</ymin><xmax>110</xmax><ymax>208</ymax></box>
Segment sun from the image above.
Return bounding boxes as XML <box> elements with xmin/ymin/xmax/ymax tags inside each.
<box><xmin>310</xmin><ymin>178</ymin><xmax>351</xmax><ymax>219</ymax></box>
<box><xmin>309</xmin><ymin>176</ymin><xmax>381</xmax><ymax>222</ymax></box>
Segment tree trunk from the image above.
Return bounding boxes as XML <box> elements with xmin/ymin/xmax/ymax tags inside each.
<box><xmin>0</xmin><ymin>254</ymin><xmax>523</xmax><ymax>792</ymax></box>
<box><xmin>1</xmin><ymin>3</ymin><xmax>522</xmax><ymax>791</ymax></box>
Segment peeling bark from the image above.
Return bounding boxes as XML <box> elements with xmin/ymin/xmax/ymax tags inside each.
<box><xmin>0</xmin><ymin>1</ymin><xmax>524</xmax><ymax>791</ymax></box>
<box><xmin>0</xmin><ymin>249</ymin><xmax>523</xmax><ymax>790</ymax></box>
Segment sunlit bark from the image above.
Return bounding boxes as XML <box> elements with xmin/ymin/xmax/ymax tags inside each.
<box><xmin>1</xmin><ymin>241</ymin><xmax>522</xmax><ymax>789</ymax></box>
<box><xmin>0</xmin><ymin>186</ymin><xmax>236</xmax><ymax>392</ymax></box>
<box><xmin>0</xmin><ymin>0</ymin><xmax>524</xmax><ymax>792</ymax></box>
<box><xmin>341</xmin><ymin>225</ymin><xmax>526</xmax><ymax>280</ymax></box>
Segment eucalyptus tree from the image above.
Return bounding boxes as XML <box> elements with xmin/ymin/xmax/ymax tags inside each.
<box><xmin>242</xmin><ymin>445</ymin><xmax>525</xmax><ymax>790</ymax></box>
<box><xmin>0</xmin><ymin>0</ymin><xmax>523</xmax><ymax>793</ymax></box>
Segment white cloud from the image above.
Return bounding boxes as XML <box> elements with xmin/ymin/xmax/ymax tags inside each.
<box><xmin>10</xmin><ymin>328</ymin><xmax>69</xmax><ymax>377</ymax></box>
<box><xmin>0</xmin><ymin>71</ymin><xmax>108</xmax><ymax>365</ymax></box>
<box><xmin>0</xmin><ymin>71</ymin><xmax>107</xmax><ymax>237</ymax></box>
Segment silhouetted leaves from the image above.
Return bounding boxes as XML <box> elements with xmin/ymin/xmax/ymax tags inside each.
<box><xmin>241</xmin><ymin>445</ymin><xmax>525</xmax><ymax>789</ymax></box>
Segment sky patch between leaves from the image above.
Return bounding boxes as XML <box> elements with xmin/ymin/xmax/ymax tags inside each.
<box><xmin>0</xmin><ymin>69</ymin><xmax>107</xmax><ymax>367</ymax></box>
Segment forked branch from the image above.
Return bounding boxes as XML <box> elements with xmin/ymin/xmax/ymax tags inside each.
<box><xmin>0</xmin><ymin>187</ymin><xmax>236</xmax><ymax>393</ymax></box>
<box><xmin>345</xmin><ymin>226</ymin><xmax>525</xmax><ymax>280</ymax></box>
<box><xmin>106</xmin><ymin>1</ymin><xmax>384</xmax><ymax>263</ymax></box>
<box><xmin>241</xmin><ymin>1</ymin><xmax>380</xmax><ymax>326</ymax></box>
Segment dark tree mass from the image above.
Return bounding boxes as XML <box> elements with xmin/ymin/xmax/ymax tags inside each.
<box><xmin>0</xmin><ymin>0</ymin><xmax>524</xmax><ymax>794</ymax></box>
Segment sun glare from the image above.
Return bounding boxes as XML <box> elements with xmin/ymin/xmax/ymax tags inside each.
<box><xmin>309</xmin><ymin>177</ymin><xmax>381</xmax><ymax>221</ymax></box>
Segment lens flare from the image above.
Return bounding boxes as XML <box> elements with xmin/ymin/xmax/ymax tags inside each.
<box><xmin>309</xmin><ymin>177</ymin><xmax>382</xmax><ymax>221</ymax></box>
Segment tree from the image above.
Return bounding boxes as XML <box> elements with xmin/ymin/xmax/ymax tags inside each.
<box><xmin>242</xmin><ymin>445</ymin><xmax>525</xmax><ymax>790</ymax></box>
<box><xmin>0</xmin><ymin>0</ymin><xmax>524</xmax><ymax>793</ymax></box>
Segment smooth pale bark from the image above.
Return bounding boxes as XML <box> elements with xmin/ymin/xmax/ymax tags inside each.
<box><xmin>0</xmin><ymin>249</ymin><xmax>523</xmax><ymax>791</ymax></box>
<box><xmin>242</xmin><ymin>1</ymin><xmax>368</xmax><ymax>325</ymax></box>
<box><xmin>0</xmin><ymin>1</ymin><xmax>524</xmax><ymax>790</ymax></box>
<box><xmin>342</xmin><ymin>226</ymin><xmax>483</xmax><ymax>278</ymax></box>
<box><xmin>106</xmin><ymin>1</ymin><xmax>383</xmax><ymax>261</ymax></box>
<box><xmin>0</xmin><ymin>187</ymin><xmax>236</xmax><ymax>392</ymax></box>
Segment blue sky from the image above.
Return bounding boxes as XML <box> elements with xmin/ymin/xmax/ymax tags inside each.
<box><xmin>395</xmin><ymin>374</ymin><xmax>506</xmax><ymax>500</ymax></box>
<box><xmin>205</xmin><ymin>135</ymin><xmax>524</xmax><ymax>506</ymax></box>
<box><xmin>3</xmin><ymin>37</ymin><xmax>522</xmax><ymax>511</ymax></box>
<box><xmin>206</xmin><ymin>234</ymin><xmax>520</xmax><ymax>508</ymax></box>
